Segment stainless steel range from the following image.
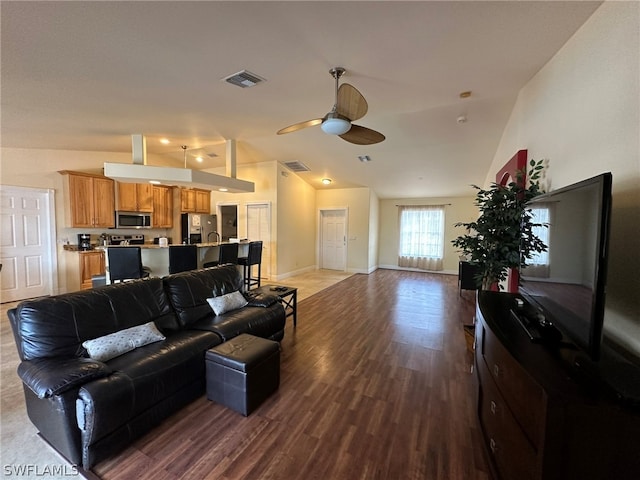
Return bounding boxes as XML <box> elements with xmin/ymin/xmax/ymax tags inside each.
<box><xmin>108</xmin><ymin>234</ymin><xmax>145</xmax><ymax>245</ymax></box>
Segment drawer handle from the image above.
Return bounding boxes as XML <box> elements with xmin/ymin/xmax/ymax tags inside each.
<box><xmin>490</xmin><ymin>438</ymin><xmax>498</xmax><ymax>454</ymax></box>
<box><xmin>493</xmin><ymin>364</ymin><xmax>500</xmax><ymax>377</ymax></box>
<box><xmin>490</xmin><ymin>400</ymin><xmax>498</xmax><ymax>415</ymax></box>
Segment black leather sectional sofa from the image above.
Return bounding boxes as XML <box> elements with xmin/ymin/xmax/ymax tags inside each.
<box><xmin>8</xmin><ymin>264</ymin><xmax>285</xmax><ymax>471</ymax></box>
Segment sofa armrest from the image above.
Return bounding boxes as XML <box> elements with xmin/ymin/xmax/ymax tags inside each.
<box><xmin>245</xmin><ymin>293</ymin><xmax>279</xmax><ymax>308</ymax></box>
<box><xmin>17</xmin><ymin>357</ymin><xmax>113</xmax><ymax>399</ymax></box>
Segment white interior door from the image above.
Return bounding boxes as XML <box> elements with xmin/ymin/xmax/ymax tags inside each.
<box><xmin>1</xmin><ymin>186</ymin><xmax>56</xmax><ymax>302</ymax></box>
<box><xmin>320</xmin><ymin>209</ymin><xmax>346</xmax><ymax>271</ymax></box>
<box><xmin>246</xmin><ymin>203</ymin><xmax>271</xmax><ymax>279</ymax></box>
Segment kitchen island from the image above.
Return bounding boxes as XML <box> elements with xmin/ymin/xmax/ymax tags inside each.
<box><xmin>101</xmin><ymin>242</ymin><xmax>250</xmax><ymax>281</ymax></box>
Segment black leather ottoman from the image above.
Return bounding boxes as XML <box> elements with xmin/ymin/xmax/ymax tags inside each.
<box><xmin>205</xmin><ymin>333</ymin><xmax>280</xmax><ymax>416</ymax></box>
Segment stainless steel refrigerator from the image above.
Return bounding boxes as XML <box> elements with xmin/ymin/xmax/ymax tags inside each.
<box><xmin>180</xmin><ymin>213</ymin><xmax>218</xmax><ymax>244</ymax></box>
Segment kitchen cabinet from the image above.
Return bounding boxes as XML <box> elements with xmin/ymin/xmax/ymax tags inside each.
<box><xmin>60</xmin><ymin>171</ymin><xmax>115</xmax><ymax>228</ymax></box>
<box><xmin>181</xmin><ymin>188</ymin><xmax>210</xmax><ymax>213</ymax></box>
<box><xmin>79</xmin><ymin>250</ymin><xmax>105</xmax><ymax>290</ymax></box>
<box><xmin>117</xmin><ymin>182</ymin><xmax>153</xmax><ymax>212</ymax></box>
<box><xmin>153</xmin><ymin>185</ymin><xmax>173</xmax><ymax>228</ymax></box>
<box><xmin>195</xmin><ymin>189</ymin><xmax>210</xmax><ymax>213</ymax></box>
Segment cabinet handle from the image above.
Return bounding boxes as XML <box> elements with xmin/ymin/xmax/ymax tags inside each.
<box><xmin>490</xmin><ymin>438</ymin><xmax>498</xmax><ymax>454</ymax></box>
<box><xmin>490</xmin><ymin>400</ymin><xmax>498</xmax><ymax>415</ymax></box>
<box><xmin>493</xmin><ymin>364</ymin><xmax>500</xmax><ymax>377</ymax></box>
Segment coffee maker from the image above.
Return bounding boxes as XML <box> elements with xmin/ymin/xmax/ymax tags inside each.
<box><xmin>77</xmin><ymin>233</ymin><xmax>92</xmax><ymax>251</ymax></box>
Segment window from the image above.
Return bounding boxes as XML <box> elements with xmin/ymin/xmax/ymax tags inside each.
<box><xmin>522</xmin><ymin>205</ymin><xmax>551</xmax><ymax>278</ymax></box>
<box><xmin>529</xmin><ymin>206</ymin><xmax>550</xmax><ymax>266</ymax></box>
<box><xmin>398</xmin><ymin>205</ymin><xmax>445</xmax><ymax>271</ymax></box>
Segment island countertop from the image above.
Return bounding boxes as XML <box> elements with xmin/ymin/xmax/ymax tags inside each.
<box><xmin>99</xmin><ymin>241</ymin><xmax>250</xmax><ymax>280</ymax></box>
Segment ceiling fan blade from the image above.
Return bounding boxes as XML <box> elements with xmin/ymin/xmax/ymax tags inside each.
<box><xmin>337</xmin><ymin>83</ymin><xmax>368</xmax><ymax>121</ymax></box>
<box><xmin>277</xmin><ymin>118</ymin><xmax>323</xmax><ymax>135</ymax></box>
<box><xmin>339</xmin><ymin>124</ymin><xmax>385</xmax><ymax>145</ymax></box>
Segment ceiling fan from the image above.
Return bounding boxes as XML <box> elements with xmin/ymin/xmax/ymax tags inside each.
<box><xmin>277</xmin><ymin>67</ymin><xmax>385</xmax><ymax>145</ymax></box>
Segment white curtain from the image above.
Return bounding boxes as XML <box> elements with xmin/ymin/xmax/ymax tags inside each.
<box><xmin>398</xmin><ymin>205</ymin><xmax>445</xmax><ymax>271</ymax></box>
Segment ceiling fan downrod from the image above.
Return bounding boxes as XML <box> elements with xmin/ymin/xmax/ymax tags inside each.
<box><xmin>329</xmin><ymin>67</ymin><xmax>345</xmax><ymax>112</ymax></box>
<box><xmin>181</xmin><ymin>145</ymin><xmax>188</xmax><ymax>169</ymax></box>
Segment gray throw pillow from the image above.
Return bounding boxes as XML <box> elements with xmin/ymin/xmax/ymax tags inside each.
<box><xmin>82</xmin><ymin>322</ymin><xmax>166</xmax><ymax>362</ymax></box>
<box><xmin>206</xmin><ymin>291</ymin><xmax>248</xmax><ymax>315</ymax></box>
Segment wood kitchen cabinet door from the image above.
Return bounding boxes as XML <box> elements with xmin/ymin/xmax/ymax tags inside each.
<box><xmin>195</xmin><ymin>189</ymin><xmax>210</xmax><ymax>213</ymax></box>
<box><xmin>68</xmin><ymin>174</ymin><xmax>94</xmax><ymax>227</ymax></box>
<box><xmin>153</xmin><ymin>185</ymin><xmax>173</xmax><ymax>228</ymax></box>
<box><xmin>79</xmin><ymin>251</ymin><xmax>105</xmax><ymax>290</ymax></box>
<box><xmin>93</xmin><ymin>177</ymin><xmax>116</xmax><ymax>227</ymax></box>
<box><xmin>117</xmin><ymin>183</ymin><xmax>153</xmax><ymax>212</ymax></box>
<box><xmin>181</xmin><ymin>188</ymin><xmax>196</xmax><ymax>212</ymax></box>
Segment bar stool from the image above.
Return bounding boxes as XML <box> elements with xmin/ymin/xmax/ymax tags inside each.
<box><xmin>203</xmin><ymin>243</ymin><xmax>239</xmax><ymax>268</ymax></box>
<box><xmin>168</xmin><ymin>245</ymin><xmax>198</xmax><ymax>274</ymax></box>
<box><xmin>107</xmin><ymin>247</ymin><xmax>149</xmax><ymax>283</ymax></box>
<box><xmin>238</xmin><ymin>241</ymin><xmax>262</xmax><ymax>291</ymax></box>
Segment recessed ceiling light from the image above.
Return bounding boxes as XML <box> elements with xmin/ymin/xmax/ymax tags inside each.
<box><xmin>321</xmin><ymin>178</ymin><xmax>332</xmax><ymax>185</ymax></box>
<box><xmin>219</xmin><ymin>188</ymin><xmax>228</xmax><ymax>192</ymax></box>
<box><xmin>160</xmin><ymin>138</ymin><xmax>170</xmax><ymax>144</ymax></box>
<box><xmin>149</xmin><ymin>180</ymin><xmax>161</xmax><ymax>185</ymax></box>
<box><xmin>195</xmin><ymin>156</ymin><xmax>204</xmax><ymax>163</ymax></box>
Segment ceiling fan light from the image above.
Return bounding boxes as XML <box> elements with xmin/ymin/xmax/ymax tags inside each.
<box><xmin>321</xmin><ymin>117</ymin><xmax>351</xmax><ymax>135</ymax></box>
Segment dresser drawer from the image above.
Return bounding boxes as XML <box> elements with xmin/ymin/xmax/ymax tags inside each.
<box><xmin>482</xmin><ymin>323</ymin><xmax>546</xmax><ymax>448</ymax></box>
<box><xmin>477</xmin><ymin>356</ymin><xmax>538</xmax><ymax>480</ymax></box>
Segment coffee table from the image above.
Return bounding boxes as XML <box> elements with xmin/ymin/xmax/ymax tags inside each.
<box><xmin>253</xmin><ymin>285</ymin><xmax>298</xmax><ymax>327</ymax></box>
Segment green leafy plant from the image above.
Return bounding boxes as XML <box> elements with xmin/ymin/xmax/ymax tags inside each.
<box><xmin>452</xmin><ymin>159</ymin><xmax>548</xmax><ymax>290</ymax></box>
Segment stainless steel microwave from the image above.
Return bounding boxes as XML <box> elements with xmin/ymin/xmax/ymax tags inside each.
<box><xmin>116</xmin><ymin>211</ymin><xmax>152</xmax><ymax>229</ymax></box>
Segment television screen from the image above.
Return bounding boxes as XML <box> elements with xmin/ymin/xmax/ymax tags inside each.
<box><xmin>519</xmin><ymin>172</ymin><xmax>612</xmax><ymax>361</ymax></box>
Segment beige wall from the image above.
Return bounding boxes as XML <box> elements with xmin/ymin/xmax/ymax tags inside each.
<box><xmin>378</xmin><ymin>196</ymin><xmax>478</xmax><ymax>273</ymax></box>
<box><xmin>368</xmin><ymin>190</ymin><xmax>380</xmax><ymax>272</ymax></box>
<box><xmin>275</xmin><ymin>166</ymin><xmax>317</xmax><ymax>278</ymax></box>
<box><xmin>207</xmin><ymin>161</ymin><xmax>279</xmax><ymax>276</ymax></box>
<box><xmin>316</xmin><ymin>187</ymin><xmax>372</xmax><ymax>273</ymax></box>
<box><xmin>486</xmin><ymin>2</ymin><xmax>640</xmax><ymax>355</ymax></box>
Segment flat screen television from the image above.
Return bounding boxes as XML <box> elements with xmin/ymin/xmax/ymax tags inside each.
<box><xmin>518</xmin><ymin>172</ymin><xmax>612</xmax><ymax>361</ymax></box>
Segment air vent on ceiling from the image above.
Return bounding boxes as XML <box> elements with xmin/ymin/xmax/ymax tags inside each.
<box><xmin>283</xmin><ymin>161</ymin><xmax>311</xmax><ymax>172</ymax></box>
<box><xmin>223</xmin><ymin>70</ymin><xmax>266</xmax><ymax>88</ymax></box>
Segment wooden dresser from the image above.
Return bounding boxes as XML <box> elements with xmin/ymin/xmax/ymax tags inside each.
<box><xmin>475</xmin><ymin>291</ymin><xmax>640</xmax><ymax>480</ymax></box>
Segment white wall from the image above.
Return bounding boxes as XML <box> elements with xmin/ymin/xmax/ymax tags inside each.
<box><xmin>378</xmin><ymin>196</ymin><xmax>478</xmax><ymax>273</ymax></box>
<box><xmin>486</xmin><ymin>2</ymin><xmax>640</xmax><ymax>356</ymax></box>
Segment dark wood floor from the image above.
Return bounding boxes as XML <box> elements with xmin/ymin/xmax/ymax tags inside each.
<box><xmin>93</xmin><ymin>269</ymin><xmax>490</xmax><ymax>480</ymax></box>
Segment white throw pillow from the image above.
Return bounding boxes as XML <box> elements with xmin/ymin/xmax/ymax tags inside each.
<box><xmin>207</xmin><ymin>291</ymin><xmax>248</xmax><ymax>315</ymax></box>
<box><xmin>82</xmin><ymin>322</ymin><xmax>166</xmax><ymax>362</ymax></box>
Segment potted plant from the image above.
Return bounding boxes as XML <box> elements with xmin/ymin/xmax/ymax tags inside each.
<box><xmin>453</xmin><ymin>159</ymin><xmax>548</xmax><ymax>290</ymax></box>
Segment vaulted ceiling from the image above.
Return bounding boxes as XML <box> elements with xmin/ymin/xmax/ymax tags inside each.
<box><xmin>1</xmin><ymin>1</ymin><xmax>602</xmax><ymax>198</ymax></box>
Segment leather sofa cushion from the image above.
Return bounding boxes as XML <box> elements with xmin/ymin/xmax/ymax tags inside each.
<box><xmin>190</xmin><ymin>303</ymin><xmax>285</xmax><ymax>341</ymax></box>
<box><xmin>13</xmin><ymin>278</ymin><xmax>179</xmax><ymax>361</ymax></box>
<box><xmin>77</xmin><ymin>329</ymin><xmax>220</xmax><ymax>444</ymax></box>
<box><xmin>163</xmin><ymin>265</ymin><xmax>243</xmax><ymax>327</ymax></box>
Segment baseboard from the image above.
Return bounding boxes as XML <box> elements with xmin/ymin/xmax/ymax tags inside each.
<box><xmin>378</xmin><ymin>264</ymin><xmax>457</xmax><ymax>276</ymax></box>
<box><xmin>272</xmin><ymin>265</ymin><xmax>317</xmax><ymax>281</ymax></box>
